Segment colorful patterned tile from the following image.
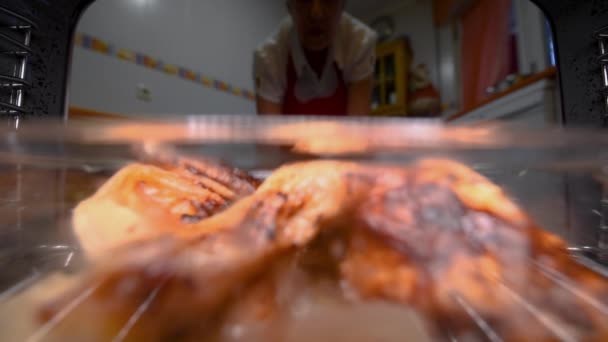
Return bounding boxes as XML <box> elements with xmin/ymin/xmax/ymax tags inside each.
<box><xmin>201</xmin><ymin>76</ymin><xmax>213</xmax><ymax>87</ymax></box>
<box><xmin>82</xmin><ymin>34</ymin><xmax>92</xmax><ymax>49</ymax></box>
<box><xmin>163</xmin><ymin>64</ymin><xmax>178</xmax><ymax>75</ymax></box>
<box><xmin>117</xmin><ymin>49</ymin><xmax>135</xmax><ymax>62</ymax></box>
<box><xmin>106</xmin><ymin>44</ymin><xmax>116</xmax><ymax>56</ymax></box>
<box><xmin>135</xmin><ymin>53</ymin><xmax>145</xmax><ymax>66</ymax></box>
<box><xmin>214</xmin><ymin>80</ymin><xmax>230</xmax><ymax>92</ymax></box>
<box><xmin>232</xmin><ymin>87</ymin><xmax>242</xmax><ymax>96</ymax></box>
<box><xmin>243</xmin><ymin>91</ymin><xmax>256</xmax><ymax>100</ymax></box>
<box><xmin>185</xmin><ymin>70</ymin><xmax>198</xmax><ymax>81</ymax></box>
<box><xmin>75</xmin><ymin>32</ymin><xmax>256</xmax><ymax>101</ymax></box>
<box><xmin>74</xmin><ymin>33</ymin><xmax>83</xmax><ymax>46</ymax></box>
<box><xmin>143</xmin><ymin>55</ymin><xmax>157</xmax><ymax>68</ymax></box>
<box><xmin>91</xmin><ymin>38</ymin><xmax>110</xmax><ymax>54</ymax></box>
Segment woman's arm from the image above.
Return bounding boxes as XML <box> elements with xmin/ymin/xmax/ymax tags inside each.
<box><xmin>256</xmin><ymin>96</ymin><xmax>282</xmax><ymax>115</ymax></box>
<box><xmin>347</xmin><ymin>77</ymin><xmax>373</xmax><ymax>116</ymax></box>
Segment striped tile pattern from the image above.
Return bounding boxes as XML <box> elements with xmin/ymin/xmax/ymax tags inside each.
<box><xmin>74</xmin><ymin>33</ymin><xmax>256</xmax><ymax>101</ymax></box>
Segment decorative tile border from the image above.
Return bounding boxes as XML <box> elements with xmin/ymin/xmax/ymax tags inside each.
<box><xmin>73</xmin><ymin>33</ymin><xmax>256</xmax><ymax>101</ymax></box>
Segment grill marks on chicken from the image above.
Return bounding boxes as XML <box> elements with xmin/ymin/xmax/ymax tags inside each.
<box><xmin>168</xmin><ymin>157</ymin><xmax>261</xmax><ymax>200</ymax></box>
<box><xmin>72</xmin><ymin>157</ymin><xmax>260</xmax><ymax>260</ymax></box>
<box><xmin>44</xmin><ymin>159</ymin><xmax>608</xmax><ymax>341</ymax></box>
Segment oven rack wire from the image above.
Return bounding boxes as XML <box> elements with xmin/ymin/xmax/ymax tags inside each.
<box><xmin>0</xmin><ymin>4</ymin><xmax>36</xmax><ymax>120</ymax></box>
<box><xmin>0</xmin><ymin>225</ymin><xmax>606</xmax><ymax>341</ymax></box>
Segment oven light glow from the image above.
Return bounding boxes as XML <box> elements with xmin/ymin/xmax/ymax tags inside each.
<box><xmin>130</xmin><ymin>0</ymin><xmax>157</xmax><ymax>8</ymax></box>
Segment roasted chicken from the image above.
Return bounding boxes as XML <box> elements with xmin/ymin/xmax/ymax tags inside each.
<box><xmin>40</xmin><ymin>159</ymin><xmax>608</xmax><ymax>341</ymax></box>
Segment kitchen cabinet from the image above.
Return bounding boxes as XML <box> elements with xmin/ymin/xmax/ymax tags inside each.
<box><xmin>371</xmin><ymin>39</ymin><xmax>411</xmax><ymax>116</ymax></box>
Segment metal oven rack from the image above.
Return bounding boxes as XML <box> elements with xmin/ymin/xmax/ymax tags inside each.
<box><xmin>596</xmin><ymin>25</ymin><xmax>608</xmax><ymax>127</ymax></box>
<box><xmin>0</xmin><ymin>5</ymin><xmax>35</xmax><ymax>124</ymax></box>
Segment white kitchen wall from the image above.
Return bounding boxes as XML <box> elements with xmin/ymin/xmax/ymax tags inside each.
<box><xmin>68</xmin><ymin>0</ymin><xmax>286</xmax><ymax>117</ymax></box>
<box><xmin>513</xmin><ymin>0</ymin><xmax>550</xmax><ymax>75</ymax></box>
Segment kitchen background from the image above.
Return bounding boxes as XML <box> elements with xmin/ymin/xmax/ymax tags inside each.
<box><xmin>68</xmin><ymin>0</ymin><xmax>557</xmax><ymax>125</ymax></box>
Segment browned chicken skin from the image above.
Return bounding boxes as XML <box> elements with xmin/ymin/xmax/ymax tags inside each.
<box><xmin>344</xmin><ymin>160</ymin><xmax>608</xmax><ymax>341</ymax></box>
<box><xmin>72</xmin><ymin>156</ymin><xmax>260</xmax><ymax>259</ymax></box>
<box><xmin>42</xmin><ymin>159</ymin><xmax>608</xmax><ymax>341</ymax></box>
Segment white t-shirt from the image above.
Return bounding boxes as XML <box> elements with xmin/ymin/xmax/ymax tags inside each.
<box><xmin>253</xmin><ymin>13</ymin><xmax>378</xmax><ymax>103</ymax></box>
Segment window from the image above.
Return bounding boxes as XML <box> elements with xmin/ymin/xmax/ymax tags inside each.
<box><xmin>546</xmin><ymin>20</ymin><xmax>556</xmax><ymax>66</ymax></box>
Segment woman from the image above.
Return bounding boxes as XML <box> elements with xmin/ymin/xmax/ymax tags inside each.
<box><xmin>253</xmin><ymin>0</ymin><xmax>377</xmax><ymax>115</ymax></box>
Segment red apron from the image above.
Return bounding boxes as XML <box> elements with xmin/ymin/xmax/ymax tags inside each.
<box><xmin>282</xmin><ymin>54</ymin><xmax>348</xmax><ymax>116</ymax></box>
